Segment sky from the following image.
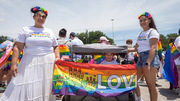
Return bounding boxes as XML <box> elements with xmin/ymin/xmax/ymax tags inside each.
<box><xmin>0</xmin><ymin>0</ymin><xmax>180</xmax><ymax>46</ymax></box>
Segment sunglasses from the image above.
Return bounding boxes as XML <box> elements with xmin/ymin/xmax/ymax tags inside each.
<box><xmin>35</xmin><ymin>14</ymin><xmax>47</xmax><ymax>19</ymax></box>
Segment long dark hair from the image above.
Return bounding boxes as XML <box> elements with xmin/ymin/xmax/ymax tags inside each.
<box><xmin>146</xmin><ymin>12</ymin><xmax>158</xmax><ymax>31</ymax></box>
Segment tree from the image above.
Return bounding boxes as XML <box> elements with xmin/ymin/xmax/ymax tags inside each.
<box><xmin>0</xmin><ymin>35</ymin><xmax>7</xmax><ymax>44</ymax></box>
<box><xmin>160</xmin><ymin>34</ymin><xmax>168</xmax><ymax>50</ymax></box>
<box><xmin>160</xmin><ymin>33</ymin><xmax>178</xmax><ymax>51</ymax></box>
<box><xmin>76</xmin><ymin>30</ymin><xmax>114</xmax><ymax>44</ymax></box>
<box><xmin>166</xmin><ymin>33</ymin><xmax>178</xmax><ymax>39</ymax></box>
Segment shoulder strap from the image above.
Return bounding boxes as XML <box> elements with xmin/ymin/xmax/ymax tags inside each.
<box><xmin>61</xmin><ymin>40</ymin><xmax>69</xmax><ymax>45</ymax></box>
<box><xmin>64</xmin><ymin>40</ymin><xmax>68</xmax><ymax>44</ymax></box>
<box><xmin>148</xmin><ymin>29</ymin><xmax>153</xmax><ymax>38</ymax></box>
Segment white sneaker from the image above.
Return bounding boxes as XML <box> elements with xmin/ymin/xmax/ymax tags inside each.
<box><xmin>136</xmin><ymin>96</ymin><xmax>144</xmax><ymax>101</ymax></box>
<box><xmin>134</xmin><ymin>94</ymin><xmax>138</xmax><ymax>101</ymax></box>
<box><xmin>138</xmin><ymin>98</ymin><xmax>144</xmax><ymax>101</ymax></box>
<box><xmin>138</xmin><ymin>80</ymin><xmax>146</xmax><ymax>83</ymax></box>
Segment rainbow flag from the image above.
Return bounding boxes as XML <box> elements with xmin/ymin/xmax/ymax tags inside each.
<box><xmin>89</xmin><ymin>55</ymin><xmax>105</xmax><ymax>64</ymax></box>
<box><xmin>3</xmin><ymin>51</ymin><xmax>23</xmax><ymax>70</ymax></box>
<box><xmin>158</xmin><ymin>41</ymin><xmax>162</xmax><ymax>60</ymax></box>
<box><xmin>94</xmin><ymin>55</ymin><xmax>105</xmax><ymax>64</ymax></box>
<box><xmin>59</xmin><ymin>45</ymin><xmax>71</xmax><ymax>59</ymax></box>
<box><xmin>52</xmin><ymin>60</ymin><xmax>137</xmax><ymax>97</ymax></box>
<box><xmin>170</xmin><ymin>45</ymin><xmax>180</xmax><ymax>59</ymax></box>
<box><xmin>163</xmin><ymin>44</ymin><xmax>179</xmax><ymax>88</ymax></box>
<box><xmin>134</xmin><ymin>52</ymin><xmax>138</xmax><ymax>58</ymax></box>
<box><xmin>0</xmin><ymin>45</ymin><xmax>12</xmax><ymax>69</ymax></box>
<box><xmin>166</xmin><ymin>43</ymin><xmax>180</xmax><ymax>59</ymax></box>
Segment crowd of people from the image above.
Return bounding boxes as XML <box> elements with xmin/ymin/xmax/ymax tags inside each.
<box><xmin>0</xmin><ymin>6</ymin><xmax>180</xmax><ymax>101</ymax></box>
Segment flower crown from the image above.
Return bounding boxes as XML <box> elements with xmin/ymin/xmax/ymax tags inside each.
<box><xmin>33</xmin><ymin>6</ymin><xmax>48</xmax><ymax>15</ymax></box>
<box><xmin>138</xmin><ymin>12</ymin><xmax>151</xmax><ymax>19</ymax></box>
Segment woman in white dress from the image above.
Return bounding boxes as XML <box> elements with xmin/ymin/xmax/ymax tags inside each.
<box><xmin>0</xmin><ymin>6</ymin><xmax>59</xmax><ymax>101</ymax></box>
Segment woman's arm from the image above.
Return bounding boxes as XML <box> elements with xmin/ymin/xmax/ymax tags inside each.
<box><xmin>11</xmin><ymin>42</ymin><xmax>25</xmax><ymax>77</ymax></box>
<box><xmin>146</xmin><ymin>38</ymin><xmax>158</xmax><ymax>63</ymax></box>
<box><xmin>53</xmin><ymin>46</ymin><xmax>60</xmax><ymax>61</ymax></box>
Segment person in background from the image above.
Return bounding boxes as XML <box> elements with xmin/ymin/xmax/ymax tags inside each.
<box><xmin>0</xmin><ymin>40</ymin><xmax>13</xmax><ymax>90</ymax></box>
<box><xmin>173</xmin><ymin>29</ymin><xmax>180</xmax><ymax>96</ymax></box>
<box><xmin>58</xmin><ymin>28</ymin><xmax>71</xmax><ymax>51</ymax></box>
<box><xmin>158</xmin><ymin>36</ymin><xmax>164</xmax><ymax>79</ymax></box>
<box><xmin>129</xmin><ymin>12</ymin><xmax>160</xmax><ymax>101</ymax></box>
<box><xmin>89</xmin><ymin>36</ymin><xmax>111</xmax><ymax>64</ymax></box>
<box><xmin>98</xmin><ymin>36</ymin><xmax>110</xmax><ymax>44</ymax></box>
<box><xmin>0</xmin><ymin>46</ymin><xmax>7</xmax><ymax>90</ymax></box>
<box><xmin>69</xmin><ymin>32</ymin><xmax>83</xmax><ymax>45</ymax></box>
<box><xmin>0</xmin><ymin>6</ymin><xmax>59</xmax><ymax>101</ymax></box>
<box><xmin>57</xmin><ymin>28</ymin><xmax>72</xmax><ymax>60</ymax></box>
<box><xmin>69</xmin><ymin>32</ymin><xmax>83</xmax><ymax>61</ymax></box>
<box><xmin>100</xmin><ymin>53</ymin><xmax>119</xmax><ymax>64</ymax></box>
<box><xmin>167</xmin><ymin>37</ymin><xmax>176</xmax><ymax>90</ymax></box>
<box><xmin>122</xmin><ymin>39</ymin><xmax>135</xmax><ymax>64</ymax></box>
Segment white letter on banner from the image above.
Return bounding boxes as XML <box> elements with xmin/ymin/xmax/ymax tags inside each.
<box><xmin>107</xmin><ymin>75</ymin><xmax>121</xmax><ymax>89</ymax></box>
<box><xmin>122</xmin><ymin>75</ymin><xmax>134</xmax><ymax>88</ymax></box>
<box><xmin>135</xmin><ymin>75</ymin><xmax>137</xmax><ymax>87</ymax></box>
<box><xmin>98</xmin><ymin>75</ymin><xmax>106</xmax><ymax>89</ymax></box>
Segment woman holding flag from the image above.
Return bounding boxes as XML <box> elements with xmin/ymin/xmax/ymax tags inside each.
<box><xmin>0</xmin><ymin>6</ymin><xmax>59</xmax><ymax>101</ymax></box>
<box><xmin>129</xmin><ymin>12</ymin><xmax>160</xmax><ymax>101</ymax></box>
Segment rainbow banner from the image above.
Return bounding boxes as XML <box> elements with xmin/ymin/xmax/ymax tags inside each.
<box><xmin>52</xmin><ymin>60</ymin><xmax>137</xmax><ymax>97</ymax></box>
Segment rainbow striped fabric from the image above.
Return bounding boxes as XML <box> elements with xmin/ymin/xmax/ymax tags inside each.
<box><xmin>166</xmin><ymin>43</ymin><xmax>180</xmax><ymax>59</ymax></box>
<box><xmin>3</xmin><ymin>51</ymin><xmax>23</xmax><ymax>70</ymax></box>
<box><xmin>59</xmin><ymin>45</ymin><xmax>71</xmax><ymax>58</ymax></box>
<box><xmin>89</xmin><ymin>55</ymin><xmax>105</xmax><ymax>64</ymax></box>
<box><xmin>158</xmin><ymin>41</ymin><xmax>162</xmax><ymax>60</ymax></box>
<box><xmin>170</xmin><ymin>44</ymin><xmax>180</xmax><ymax>59</ymax></box>
<box><xmin>0</xmin><ymin>45</ymin><xmax>12</xmax><ymax>69</ymax></box>
<box><xmin>52</xmin><ymin>60</ymin><xmax>137</xmax><ymax>97</ymax></box>
<box><xmin>94</xmin><ymin>55</ymin><xmax>105</xmax><ymax>64</ymax></box>
<box><xmin>163</xmin><ymin>43</ymin><xmax>179</xmax><ymax>88</ymax></box>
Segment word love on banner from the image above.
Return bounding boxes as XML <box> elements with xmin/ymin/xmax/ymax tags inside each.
<box><xmin>52</xmin><ymin>60</ymin><xmax>137</xmax><ymax>97</ymax></box>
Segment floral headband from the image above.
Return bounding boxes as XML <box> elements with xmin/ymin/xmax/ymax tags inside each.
<box><xmin>33</xmin><ymin>6</ymin><xmax>48</xmax><ymax>15</ymax></box>
<box><xmin>138</xmin><ymin>12</ymin><xmax>151</xmax><ymax>19</ymax></box>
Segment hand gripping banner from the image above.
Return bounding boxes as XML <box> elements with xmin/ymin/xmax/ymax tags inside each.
<box><xmin>52</xmin><ymin>60</ymin><xmax>137</xmax><ymax>97</ymax></box>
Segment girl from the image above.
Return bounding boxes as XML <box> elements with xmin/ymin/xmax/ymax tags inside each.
<box><xmin>129</xmin><ymin>12</ymin><xmax>160</xmax><ymax>101</ymax></box>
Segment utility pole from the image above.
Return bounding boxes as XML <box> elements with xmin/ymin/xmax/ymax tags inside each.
<box><xmin>111</xmin><ymin>19</ymin><xmax>114</xmax><ymax>42</ymax></box>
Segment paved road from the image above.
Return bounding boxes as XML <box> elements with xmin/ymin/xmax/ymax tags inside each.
<box><xmin>138</xmin><ymin>78</ymin><xmax>180</xmax><ymax>101</ymax></box>
<box><xmin>0</xmin><ymin>78</ymin><xmax>180</xmax><ymax>101</ymax></box>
